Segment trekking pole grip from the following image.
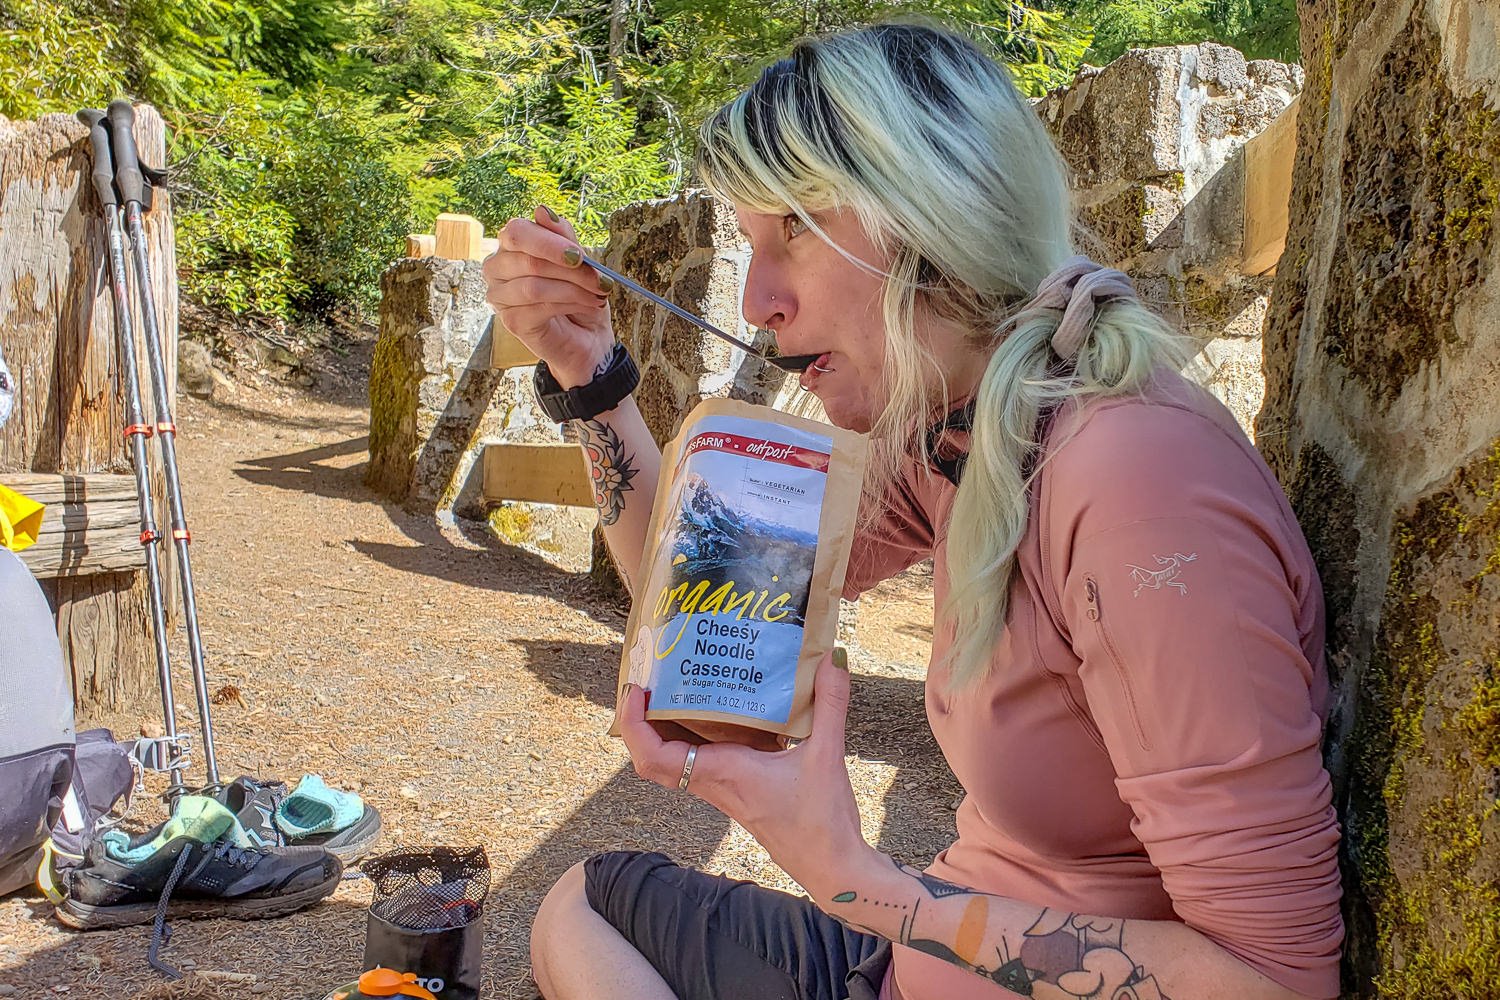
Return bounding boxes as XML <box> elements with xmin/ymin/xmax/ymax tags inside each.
<box><xmin>75</xmin><ymin>109</ymin><xmax>118</xmax><ymax>209</ymax></box>
<box><xmin>106</xmin><ymin>100</ymin><xmax>145</xmax><ymax>208</ymax></box>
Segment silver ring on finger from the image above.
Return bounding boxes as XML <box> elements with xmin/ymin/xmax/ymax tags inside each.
<box><xmin>678</xmin><ymin>744</ymin><xmax>698</xmax><ymax>792</ymax></box>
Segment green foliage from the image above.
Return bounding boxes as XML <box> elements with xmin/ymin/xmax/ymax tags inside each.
<box><xmin>173</xmin><ymin>75</ymin><xmax>409</xmax><ymax>317</ymax></box>
<box><xmin>1056</xmin><ymin>0</ymin><xmax>1299</xmax><ymax>65</ymax></box>
<box><xmin>492</xmin><ymin>80</ymin><xmax>678</xmax><ymax>245</ymax></box>
<box><xmin>7</xmin><ymin>0</ymin><xmax>1301</xmax><ymax>324</ymax></box>
<box><xmin>452</xmin><ymin>154</ymin><xmax>531</xmax><ymax>234</ymax></box>
<box><xmin>0</xmin><ymin>0</ymin><xmax>124</xmax><ymax>117</ymax></box>
<box><xmin>950</xmin><ymin>2</ymin><xmax>1094</xmax><ymax>94</ymax></box>
<box><xmin>171</xmin><ymin>76</ymin><xmax>307</xmax><ymax>317</ymax></box>
<box><xmin>268</xmin><ymin>91</ymin><xmax>413</xmax><ymax>312</ymax></box>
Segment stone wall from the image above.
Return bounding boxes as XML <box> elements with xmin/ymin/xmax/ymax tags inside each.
<box><xmin>1255</xmin><ymin>0</ymin><xmax>1500</xmax><ymax>993</ymax></box>
<box><xmin>366</xmin><ymin>196</ymin><xmax>794</xmax><ymax>530</ymax></box>
<box><xmin>601</xmin><ymin>192</ymin><xmax>791</xmax><ymax>446</ymax></box>
<box><xmin>1035</xmin><ymin>42</ymin><xmax>1302</xmax><ymax>434</ymax></box>
<box><xmin>367</xmin><ymin>257</ymin><xmax>559</xmax><ymax>520</ymax></box>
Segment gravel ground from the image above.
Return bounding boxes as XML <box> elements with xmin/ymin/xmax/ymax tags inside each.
<box><xmin>0</xmin><ymin>335</ymin><xmax>955</xmax><ymax>1000</ymax></box>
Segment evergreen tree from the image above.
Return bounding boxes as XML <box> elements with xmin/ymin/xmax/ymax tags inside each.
<box><xmin>1</xmin><ymin>0</ymin><xmax>1300</xmax><ymax>323</ymax></box>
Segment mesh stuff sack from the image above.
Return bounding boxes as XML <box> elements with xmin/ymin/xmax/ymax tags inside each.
<box><xmin>358</xmin><ymin>846</ymin><xmax>490</xmax><ymax>1000</ymax></box>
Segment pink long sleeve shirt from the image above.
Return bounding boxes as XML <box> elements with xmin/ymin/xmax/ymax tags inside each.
<box><xmin>843</xmin><ymin>370</ymin><xmax>1343</xmax><ymax>1000</ymax></box>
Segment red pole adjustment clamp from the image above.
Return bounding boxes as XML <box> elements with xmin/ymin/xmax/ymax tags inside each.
<box><xmin>156</xmin><ymin>421</ymin><xmax>176</xmax><ymax>435</ymax></box>
<box><xmin>172</xmin><ymin>529</ymin><xmax>191</xmax><ymax>542</ymax></box>
<box><xmin>139</xmin><ymin>529</ymin><xmax>159</xmax><ymax>545</ymax></box>
<box><xmin>123</xmin><ymin>423</ymin><xmax>154</xmax><ymax>439</ymax></box>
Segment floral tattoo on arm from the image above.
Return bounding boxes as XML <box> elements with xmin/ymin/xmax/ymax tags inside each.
<box><xmin>579</xmin><ymin>419</ymin><xmax>638</xmax><ymax>525</ymax></box>
<box><xmin>831</xmin><ymin>863</ymin><xmax>1171</xmax><ymax>999</ymax></box>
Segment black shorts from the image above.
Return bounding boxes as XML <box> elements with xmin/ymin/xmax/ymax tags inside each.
<box><xmin>583</xmin><ymin>850</ymin><xmax>892</xmax><ymax>1000</ymax></box>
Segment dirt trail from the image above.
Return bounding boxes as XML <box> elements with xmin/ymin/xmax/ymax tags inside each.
<box><xmin>0</xmin><ymin>337</ymin><xmax>955</xmax><ymax>999</ymax></box>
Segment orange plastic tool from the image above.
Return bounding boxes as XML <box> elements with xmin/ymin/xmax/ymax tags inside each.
<box><xmin>356</xmin><ymin>968</ymin><xmax>440</xmax><ymax>999</ymax></box>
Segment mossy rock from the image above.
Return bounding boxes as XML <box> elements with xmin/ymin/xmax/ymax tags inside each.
<box><xmin>1318</xmin><ymin>14</ymin><xmax>1499</xmax><ymax>408</ymax></box>
<box><xmin>1348</xmin><ymin>440</ymin><xmax>1500</xmax><ymax>996</ymax></box>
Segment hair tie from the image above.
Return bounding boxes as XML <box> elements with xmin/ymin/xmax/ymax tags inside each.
<box><xmin>1010</xmin><ymin>255</ymin><xmax>1138</xmax><ymax>360</ymax></box>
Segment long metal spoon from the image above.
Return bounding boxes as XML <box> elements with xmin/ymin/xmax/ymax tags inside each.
<box><xmin>580</xmin><ymin>253</ymin><xmax>819</xmax><ymax>373</ymax></box>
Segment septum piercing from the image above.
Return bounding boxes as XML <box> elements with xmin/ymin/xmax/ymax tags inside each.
<box><xmin>811</xmin><ymin>361</ymin><xmax>833</xmax><ymax>374</ymax></box>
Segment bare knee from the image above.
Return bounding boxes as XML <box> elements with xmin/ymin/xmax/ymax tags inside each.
<box><xmin>530</xmin><ymin>862</ymin><xmax>592</xmax><ymax>994</ymax></box>
<box><xmin>534</xmin><ymin>861</ymin><xmax>590</xmax><ymax>942</ymax></box>
<box><xmin>530</xmin><ymin>856</ymin><xmax>676</xmax><ymax>1000</ymax></box>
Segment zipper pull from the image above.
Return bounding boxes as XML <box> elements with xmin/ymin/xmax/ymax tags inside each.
<box><xmin>1084</xmin><ymin>577</ymin><xmax>1100</xmax><ymax>621</ymax></box>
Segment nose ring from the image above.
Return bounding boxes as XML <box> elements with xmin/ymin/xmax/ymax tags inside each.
<box><xmin>811</xmin><ymin>361</ymin><xmax>833</xmax><ymax>374</ymax></box>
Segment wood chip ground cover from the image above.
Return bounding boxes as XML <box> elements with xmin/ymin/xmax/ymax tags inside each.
<box><xmin>0</xmin><ymin>336</ymin><xmax>955</xmax><ymax>999</ymax></box>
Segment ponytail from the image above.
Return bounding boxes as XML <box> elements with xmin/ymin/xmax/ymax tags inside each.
<box><xmin>942</xmin><ymin>298</ymin><xmax>1191</xmax><ymax>687</ymax></box>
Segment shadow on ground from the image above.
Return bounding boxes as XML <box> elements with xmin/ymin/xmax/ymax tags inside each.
<box><xmin>3</xmin><ymin>723</ymin><xmax>955</xmax><ymax>1000</ymax></box>
<box><xmin>0</xmin><ymin>369</ymin><xmax>958</xmax><ymax>999</ymax></box>
<box><xmin>231</xmin><ymin>434</ymin><xmax>625</xmax><ymax>630</ymax></box>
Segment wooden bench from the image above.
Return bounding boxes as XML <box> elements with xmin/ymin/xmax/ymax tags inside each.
<box><xmin>483</xmin><ymin>322</ymin><xmax>587</xmax><ymax>510</ymax></box>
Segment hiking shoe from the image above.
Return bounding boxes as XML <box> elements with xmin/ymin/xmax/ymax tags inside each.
<box><xmin>56</xmin><ymin>837</ymin><xmax>342</xmax><ymax>930</ymax></box>
<box><xmin>218</xmin><ymin>774</ymin><xmax>383</xmax><ymax>864</ymax></box>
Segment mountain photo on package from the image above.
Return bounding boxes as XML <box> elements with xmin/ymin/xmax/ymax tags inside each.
<box><xmin>614</xmin><ymin>398</ymin><xmax>867</xmax><ymax>745</ymax></box>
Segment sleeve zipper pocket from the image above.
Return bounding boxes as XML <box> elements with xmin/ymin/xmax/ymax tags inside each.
<box><xmin>1084</xmin><ymin>575</ymin><xmax>1153</xmax><ymax>752</ymax></box>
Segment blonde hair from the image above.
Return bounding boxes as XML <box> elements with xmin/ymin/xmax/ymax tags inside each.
<box><xmin>697</xmin><ymin>22</ymin><xmax>1192</xmax><ymax>687</ymax></box>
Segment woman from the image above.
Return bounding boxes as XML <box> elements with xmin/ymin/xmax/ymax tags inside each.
<box><xmin>484</xmin><ymin>22</ymin><xmax>1342</xmax><ymax>1000</ymax></box>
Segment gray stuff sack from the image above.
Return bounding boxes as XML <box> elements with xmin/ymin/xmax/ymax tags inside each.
<box><xmin>0</xmin><ymin>551</ymin><xmax>135</xmax><ymax>896</ymax></box>
<box><xmin>0</xmin><ymin>548</ymin><xmax>76</xmax><ymax>894</ymax></box>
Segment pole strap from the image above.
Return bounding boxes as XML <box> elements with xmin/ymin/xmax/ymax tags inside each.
<box><xmin>130</xmin><ymin>734</ymin><xmax>190</xmax><ymax>773</ymax></box>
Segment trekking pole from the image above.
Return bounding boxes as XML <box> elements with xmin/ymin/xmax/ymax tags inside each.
<box><xmin>105</xmin><ymin>100</ymin><xmax>220</xmax><ymax>788</ymax></box>
<box><xmin>76</xmin><ymin>108</ymin><xmax>189</xmax><ymax>792</ymax></box>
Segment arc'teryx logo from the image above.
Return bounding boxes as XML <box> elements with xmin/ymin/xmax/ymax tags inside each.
<box><xmin>1127</xmin><ymin>552</ymin><xmax>1198</xmax><ymax>597</ymax></box>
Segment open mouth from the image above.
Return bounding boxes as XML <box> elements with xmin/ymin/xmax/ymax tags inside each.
<box><xmin>798</xmin><ymin>353</ymin><xmax>834</xmax><ymax>389</ymax></box>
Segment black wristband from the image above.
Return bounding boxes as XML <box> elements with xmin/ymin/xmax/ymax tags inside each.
<box><xmin>533</xmin><ymin>342</ymin><xmax>640</xmax><ymax>423</ymax></box>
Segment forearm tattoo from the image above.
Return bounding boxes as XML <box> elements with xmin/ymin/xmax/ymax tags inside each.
<box><xmin>578</xmin><ymin>419</ymin><xmax>637</xmax><ymax>525</ymax></box>
<box><xmin>831</xmin><ymin>862</ymin><xmax>1171</xmax><ymax>999</ymax></box>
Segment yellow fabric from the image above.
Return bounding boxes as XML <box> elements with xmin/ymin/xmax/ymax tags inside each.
<box><xmin>36</xmin><ymin>840</ymin><xmax>66</xmax><ymax>904</ymax></box>
<box><xmin>0</xmin><ymin>482</ymin><xmax>44</xmax><ymax>552</ymax></box>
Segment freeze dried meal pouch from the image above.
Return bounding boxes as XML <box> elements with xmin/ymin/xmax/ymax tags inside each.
<box><xmin>613</xmin><ymin>398</ymin><xmax>868</xmax><ymax>744</ymax></box>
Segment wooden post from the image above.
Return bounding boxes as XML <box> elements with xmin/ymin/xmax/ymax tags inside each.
<box><xmin>1243</xmin><ymin>96</ymin><xmax>1299</xmax><ymax>276</ymax></box>
<box><xmin>410</xmin><ymin>226</ymin><xmax>496</xmax><ymax>262</ymax></box>
<box><xmin>0</xmin><ymin>108</ymin><xmax>177</xmax><ymax>717</ymax></box>
<box><xmin>434</xmin><ymin>213</ymin><xmax>485</xmax><ymax>261</ymax></box>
